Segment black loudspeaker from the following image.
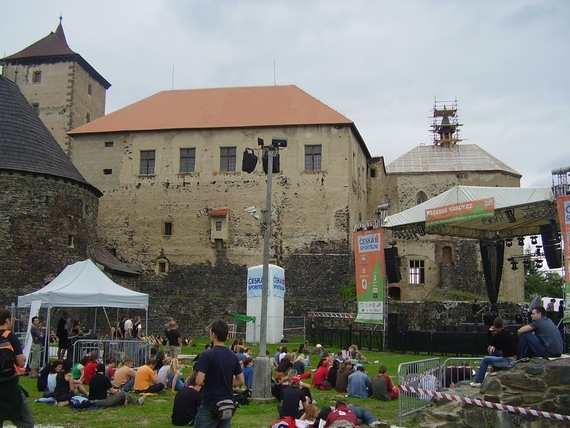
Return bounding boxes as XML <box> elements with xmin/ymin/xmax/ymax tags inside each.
<box><xmin>241</xmin><ymin>149</ymin><xmax>258</xmax><ymax>173</ymax></box>
<box><xmin>262</xmin><ymin>151</ymin><xmax>280</xmax><ymax>174</ymax></box>
<box><xmin>384</xmin><ymin>247</ymin><xmax>402</xmax><ymax>283</ymax></box>
<box><xmin>540</xmin><ymin>222</ymin><xmax>562</xmax><ymax>269</ymax></box>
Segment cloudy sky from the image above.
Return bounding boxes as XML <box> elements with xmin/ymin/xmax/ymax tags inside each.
<box><xmin>1</xmin><ymin>0</ymin><xmax>569</xmax><ymax>188</ymax></box>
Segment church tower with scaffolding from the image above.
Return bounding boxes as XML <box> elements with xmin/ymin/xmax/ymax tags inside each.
<box><xmin>1</xmin><ymin>17</ymin><xmax>111</xmax><ymax>157</ymax></box>
<box><xmin>431</xmin><ymin>98</ymin><xmax>463</xmax><ymax>148</ymax></box>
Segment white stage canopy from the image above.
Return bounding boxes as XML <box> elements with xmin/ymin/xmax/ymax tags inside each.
<box><xmin>382</xmin><ymin>186</ymin><xmax>556</xmax><ymax>239</ymax></box>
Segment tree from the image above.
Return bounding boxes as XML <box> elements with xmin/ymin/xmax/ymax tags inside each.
<box><xmin>523</xmin><ymin>251</ymin><xmax>564</xmax><ymax>300</ymax></box>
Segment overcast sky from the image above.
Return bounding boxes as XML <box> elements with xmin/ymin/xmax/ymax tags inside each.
<box><xmin>1</xmin><ymin>0</ymin><xmax>569</xmax><ymax>188</ymax></box>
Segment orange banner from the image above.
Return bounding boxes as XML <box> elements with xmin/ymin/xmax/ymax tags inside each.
<box><xmin>556</xmin><ymin>195</ymin><xmax>570</xmax><ymax>323</ymax></box>
<box><xmin>425</xmin><ymin>197</ymin><xmax>495</xmax><ymax>225</ymax></box>
<box><xmin>353</xmin><ymin>228</ymin><xmax>384</xmax><ymax>323</ymax></box>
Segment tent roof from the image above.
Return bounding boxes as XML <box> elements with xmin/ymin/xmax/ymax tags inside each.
<box><xmin>382</xmin><ymin>186</ymin><xmax>556</xmax><ymax>240</ymax></box>
<box><xmin>17</xmin><ymin>259</ymin><xmax>148</xmax><ymax>309</ymax></box>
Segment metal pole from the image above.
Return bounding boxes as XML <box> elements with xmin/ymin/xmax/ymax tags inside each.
<box><xmin>252</xmin><ymin>146</ymin><xmax>274</xmax><ymax>401</ymax></box>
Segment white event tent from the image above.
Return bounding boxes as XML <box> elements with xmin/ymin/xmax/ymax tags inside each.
<box><xmin>17</xmin><ymin>259</ymin><xmax>148</xmax><ymax>361</ymax></box>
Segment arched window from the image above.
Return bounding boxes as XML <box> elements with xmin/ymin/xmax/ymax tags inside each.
<box><xmin>416</xmin><ymin>191</ymin><xmax>427</xmax><ymax>205</ymax></box>
<box><xmin>442</xmin><ymin>246</ymin><xmax>452</xmax><ymax>263</ymax></box>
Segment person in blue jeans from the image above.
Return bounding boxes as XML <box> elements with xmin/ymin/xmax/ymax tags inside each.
<box><xmin>517</xmin><ymin>305</ymin><xmax>563</xmax><ymax>359</ymax></box>
<box><xmin>470</xmin><ymin>317</ymin><xmax>518</xmax><ymax>387</ymax></box>
<box><xmin>194</xmin><ymin>320</ymin><xmax>244</xmax><ymax>428</ymax></box>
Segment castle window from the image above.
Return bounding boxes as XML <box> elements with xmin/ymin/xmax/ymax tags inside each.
<box><xmin>416</xmin><ymin>191</ymin><xmax>427</xmax><ymax>205</ymax></box>
<box><xmin>140</xmin><ymin>150</ymin><xmax>156</xmax><ymax>175</ymax></box>
<box><xmin>220</xmin><ymin>147</ymin><xmax>236</xmax><ymax>172</ymax></box>
<box><xmin>32</xmin><ymin>71</ymin><xmax>41</xmax><ymax>83</ymax></box>
<box><xmin>158</xmin><ymin>262</ymin><xmax>167</xmax><ymax>273</ymax></box>
<box><xmin>67</xmin><ymin>235</ymin><xmax>75</xmax><ymax>248</ymax></box>
<box><xmin>105</xmin><ymin>141</ymin><xmax>113</xmax><ymax>148</ymax></box>
<box><xmin>86</xmin><ymin>112</ymin><xmax>91</xmax><ymax>123</ymax></box>
<box><xmin>180</xmin><ymin>148</ymin><xmax>196</xmax><ymax>173</ymax></box>
<box><xmin>88</xmin><ymin>83</ymin><xmax>92</xmax><ymax>95</ymax></box>
<box><xmin>305</xmin><ymin>145</ymin><xmax>322</xmax><ymax>170</ymax></box>
<box><xmin>216</xmin><ymin>221</ymin><xmax>222</xmax><ymax>232</ymax></box>
<box><xmin>409</xmin><ymin>259</ymin><xmax>425</xmax><ymax>284</ymax></box>
<box><xmin>103</xmin><ymin>169</ymin><xmax>112</xmax><ymax>175</ymax></box>
<box><xmin>370</xmin><ymin>168</ymin><xmax>376</xmax><ymax>178</ymax></box>
<box><xmin>31</xmin><ymin>103</ymin><xmax>40</xmax><ymax>115</ymax></box>
<box><xmin>164</xmin><ymin>222</ymin><xmax>172</xmax><ymax>236</ymax></box>
<box><xmin>442</xmin><ymin>246</ymin><xmax>452</xmax><ymax>263</ymax></box>
<box><xmin>155</xmin><ymin>257</ymin><xmax>169</xmax><ymax>274</ymax></box>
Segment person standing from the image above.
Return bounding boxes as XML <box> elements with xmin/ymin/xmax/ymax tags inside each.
<box><xmin>123</xmin><ymin>316</ymin><xmax>133</xmax><ymax>339</ymax></box>
<box><xmin>194</xmin><ymin>319</ymin><xmax>244</xmax><ymax>428</ymax></box>
<box><xmin>470</xmin><ymin>317</ymin><xmax>518</xmax><ymax>387</ymax></box>
<box><xmin>166</xmin><ymin>321</ymin><xmax>182</xmax><ymax>358</ymax></box>
<box><xmin>472</xmin><ymin>299</ymin><xmax>484</xmax><ymax>325</ymax></box>
<box><xmin>0</xmin><ymin>309</ymin><xmax>34</xmax><ymax>428</ymax></box>
<box><xmin>30</xmin><ymin>316</ymin><xmax>44</xmax><ymax>378</ymax></box>
<box><xmin>518</xmin><ymin>306</ymin><xmax>563</xmax><ymax>359</ymax></box>
<box><xmin>56</xmin><ymin>311</ymin><xmax>69</xmax><ymax>360</ymax></box>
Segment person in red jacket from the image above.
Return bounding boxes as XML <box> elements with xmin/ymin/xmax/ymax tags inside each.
<box><xmin>311</xmin><ymin>359</ymin><xmax>329</xmax><ymax>388</ymax></box>
<box><xmin>82</xmin><ymin>353</ymin><xmax>99</xmax><ymax>385</ymax></box>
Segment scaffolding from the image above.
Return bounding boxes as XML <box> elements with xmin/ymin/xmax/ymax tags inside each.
<box><xmin>308</xmin><ymin>311</ymin><xmax>355</xmax><ymax>319</ymax></box>
<box><xmin>430</xmin><ymin>97</ymin><xmax>463</xmax><ymax>147</ymax></box>
<box><xmin>551</xmin><ymin>165</ymin><xmax>570</xmax><ymax>198</ymax></box>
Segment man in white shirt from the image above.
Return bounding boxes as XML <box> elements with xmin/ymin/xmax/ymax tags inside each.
<box><xmin>124</xmin><ymin>316</ymin><xmax>133</xmax><ymax>338</ymax></box>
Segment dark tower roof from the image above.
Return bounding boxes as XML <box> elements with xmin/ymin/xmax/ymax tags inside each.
<box><xmin>3</xmin><ymin>21</ymin><xmax>111</xmax><ymax>89</ymax></box>
<box><xmin>0</xmin><ymin>75</ymin><xmax>101</xmax><ymax>196</ymax></box>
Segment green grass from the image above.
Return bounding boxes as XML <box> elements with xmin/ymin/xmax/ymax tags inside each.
<box><xmin>20</xmin><ymin>338</ymin><xmax>437</xmax><ymax>427</ymax></box>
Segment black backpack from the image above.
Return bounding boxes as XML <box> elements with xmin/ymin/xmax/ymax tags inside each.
<box><xmin>0</xmin><ymin>330</ymin><xmax>16</xmax><ymax>378</ymax></box>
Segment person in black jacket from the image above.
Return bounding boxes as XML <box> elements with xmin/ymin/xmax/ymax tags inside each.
<box><xmin>326</xmin><ymin>359</ymin><xmax>340</xmax><ymax>388</ymax></box>
<box><xmin>172</xmin><ymin>377</ymin><xmax>202</xmax><ymax>426</ymax></box>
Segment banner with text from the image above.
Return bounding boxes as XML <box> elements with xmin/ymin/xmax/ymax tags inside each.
<box><xmin>556</xmin><ymin>195</ymin><xmax>570</xmax><ymax>323</ymax></box>
<box><xmin>353</xmin><ymin>228</ymin><xmax>384</xmax><ymax>323</ymax></box>
<box><xmin>425</xmin><ymin>197</ymin><xmax>495</xmax><ymax>225</ymax></box>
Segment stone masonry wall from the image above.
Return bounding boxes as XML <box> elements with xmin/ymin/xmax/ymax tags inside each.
<box><xmin>0</xmin><ymin>173</ymin><xmax>99</xmax><ymax>305</ymax></box>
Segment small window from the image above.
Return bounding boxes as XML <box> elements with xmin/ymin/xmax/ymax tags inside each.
<box><xmin>416</xmin><ymin>191</ymin><xmax>428</xmax><ymax>205</ymax></box>
<box><xmin>409</xmin><ymin>260</ymin><xmax>425</xmax><ymax>284</ymax></box>
<box><xmin>88</xmin><ymin>83</ymin><xmax>92</xmax><ymax>95</ymax></box>
<box><xmin>220</xmin><ymin>147</ymin><xmax>236</xmax><ymax>172</ymax></box>
<box><xmin>31</xmin><ymin>103</ymin><xmax>40</xmax><ymax>115</ymax></box>
<box><xmin>180</xmin><ymin>148</ymin><xmax>196</xmax><ymax>173</ymax></box>
<box><xmin>32</xmin><ymin>71</ymin><xmax>41</xmax><ymax>83</ymax></box>
<box><xmin>442</xmin><ymin>246</ymin><xmax>452</xmax><ymax>263</ymax></box>
<box><xmin>164</xmin><ymin>222</ymin><xmax>172</xmax><ymax>236</ymax></box>
<box><xmin>140</xmin><ymin>150</ymin><xmax>156</xmax><ymax>175</ymax></box>
<box><xmin>105</xmin><ymin>141</ymin><xmax>113</xmax><ymax>148</ymax></box>
<box><xmin>305</xmin><ymin>145</ymin><xmax>322</xmax><ymax>171</ymax></box>
<box><xmin>158</xmin><ymin>262</ymin><xmax>167</xmax><ymax>273</ymax></box>
<box><xmin>370</xmin><ymin>168</ymin><xmax>376</xmax><ymax>178</ymax></box>
<box><xmin>103</xmin><ymin>169</ymin><xmax>112</xmax><ymax>175</ymax></box>
<box><xmin>67</xmin><ymin>235</ymin><xmax>75</xmax><ymax>248</ymax></box>
<box><xmin>216</xmin><ymin>221</ymin><xmax>222</xmax><ymax>232</ymax></box>
<box><xmin>86</xmin><ymin>112</ymin><xmax>91</xmax><ymax>123</ymax></box>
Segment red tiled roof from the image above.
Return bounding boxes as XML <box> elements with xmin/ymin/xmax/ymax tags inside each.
<box><xmin>210</xmin><ymin>208</ymin><xmax>229</xmax><ymax>218</ymax></box>
<box><xmin>4</xmin><ymin>23</ymin><xmax>76</xmax><ymax>59</ymax></box>
<box><xmin>69</xmin><ymin>85</ymin><xmax>353</xmax><ymax>134</ymax></box>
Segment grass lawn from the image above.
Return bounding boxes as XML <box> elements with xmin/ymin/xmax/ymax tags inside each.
<box><xmin>18</xmin><ymin>338</ymin><xmax>443</xmax><ymax>428</ymax></box>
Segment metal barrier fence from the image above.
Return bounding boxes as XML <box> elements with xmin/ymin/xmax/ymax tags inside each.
<box><xmin>441</xmin><ymin>357</ymin><xmax>482</xmax><ymax>387</ymax></box>
<box><xmin>397</xmin><ymin>357</ymin><xmax>442</xmax><ymax>428</ymax></box>
<box><xmin>72</xmin><ymin>338</ymin><xmax>151</xmax><ymax>368</ymax></box>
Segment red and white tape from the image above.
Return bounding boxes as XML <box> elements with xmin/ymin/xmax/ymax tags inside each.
<box><xmin>399</xmin><ymin>384</ymin><xmax>570</xmax><ymax>422</ymax></box>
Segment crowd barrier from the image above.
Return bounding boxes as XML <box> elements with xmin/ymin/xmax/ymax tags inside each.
<box><xmin>72</xmin><ymin>338</ymin><xmax>151</xmax><ymax>368</ymax></box>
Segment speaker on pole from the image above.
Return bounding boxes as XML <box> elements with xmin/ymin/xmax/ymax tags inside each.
<box><xmin>540</xmin><ymin>221</ymin><xmax>562</xmax><ymax>269</ymax></box>
<box><xmin>384</xmin><ymin>247</ymin><xmax>402</xmax><ymax>283</ymax></box>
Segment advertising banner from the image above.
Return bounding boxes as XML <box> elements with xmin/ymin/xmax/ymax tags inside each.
<box><xmin>425</xmin><ymin>197</ymin><xmax>494</xmax><ymax>225</ymax></box>
<box><xmin>353</xmin><ymin>228</ymin><xmax>384</xmax><ymax>323</ymax></box>
<box><xmin>556</xmin><ymin>195</ymin><xmax>570</xmax><ymax>323</ymax></box>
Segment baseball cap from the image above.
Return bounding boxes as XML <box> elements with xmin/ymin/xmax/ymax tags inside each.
<box><xmin>355</xmin><ymin>363</ymin><xmax>363</xmax><ymax>369</ymax></box>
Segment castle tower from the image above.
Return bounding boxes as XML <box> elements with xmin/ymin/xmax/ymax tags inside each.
<box><xmin>1</xmin><ymin>17</ymin><xmax>111</xmax><ymax>157</ymax></box>
<box><xmin>430</xmin><ymin>98</ymin><xmax>463</xmax><ymax>148</ymax></box>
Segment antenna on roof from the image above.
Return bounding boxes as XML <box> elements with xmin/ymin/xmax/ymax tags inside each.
<box><xmin>274</xmin><ymin>59</ymin><xmax>276</xmax><ymax>85</ymax></box>
<box><xmin>172</xmin><ymin>65</ymin><xmax>174</xmax><ymax>90</ymax></box>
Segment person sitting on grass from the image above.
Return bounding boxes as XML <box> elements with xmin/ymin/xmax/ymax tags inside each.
<box><xmin>279</xmin><ymin>376</ymin><xmax>310</xmax><ymax>420</ymax></box>
<box><xmin>82</xmin><ymin>353</ymin><xmax>99</xmax><ymax>385</ymax></box>
<box><xmin>171</xmin><ymin>376</ymin><xmax>202</xmax><ymax>426</ymax></box>
<box><xmin>134</xmin><ymin>358</ymin><xmax>165</xmax><ymax>393</ymax></box>
<box><xmin>89</xmin><ymin>363</ymin><xmax>146</xmax><ymax>406</ymax></box>
<box><xmin>372</xmin><ymin>365</ymin><xmax>399</xmax><ymax>400</ymax></box>
<box><xmin>311</xmin><ymin>359</ymin><xmax>330</xmax><ymax>389</ymax></box>
<box><xmin>242</xmin><ymin>357</ymin><xmax>254</xmax><ymax>389</ymax></box>
<box><xmin>347</xmin><ymin>364</ymin><xmax>372</xmax><ymax>398</ymax></box>
<box><xmin>113</xmin><ymin>358</ymin><xmax>137</xmax><ymax>392</ymax></box>
<box><xmin>54</xmin><ymin>360</ymin><xmax>89</xmax><ymax>405</ymax></box>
